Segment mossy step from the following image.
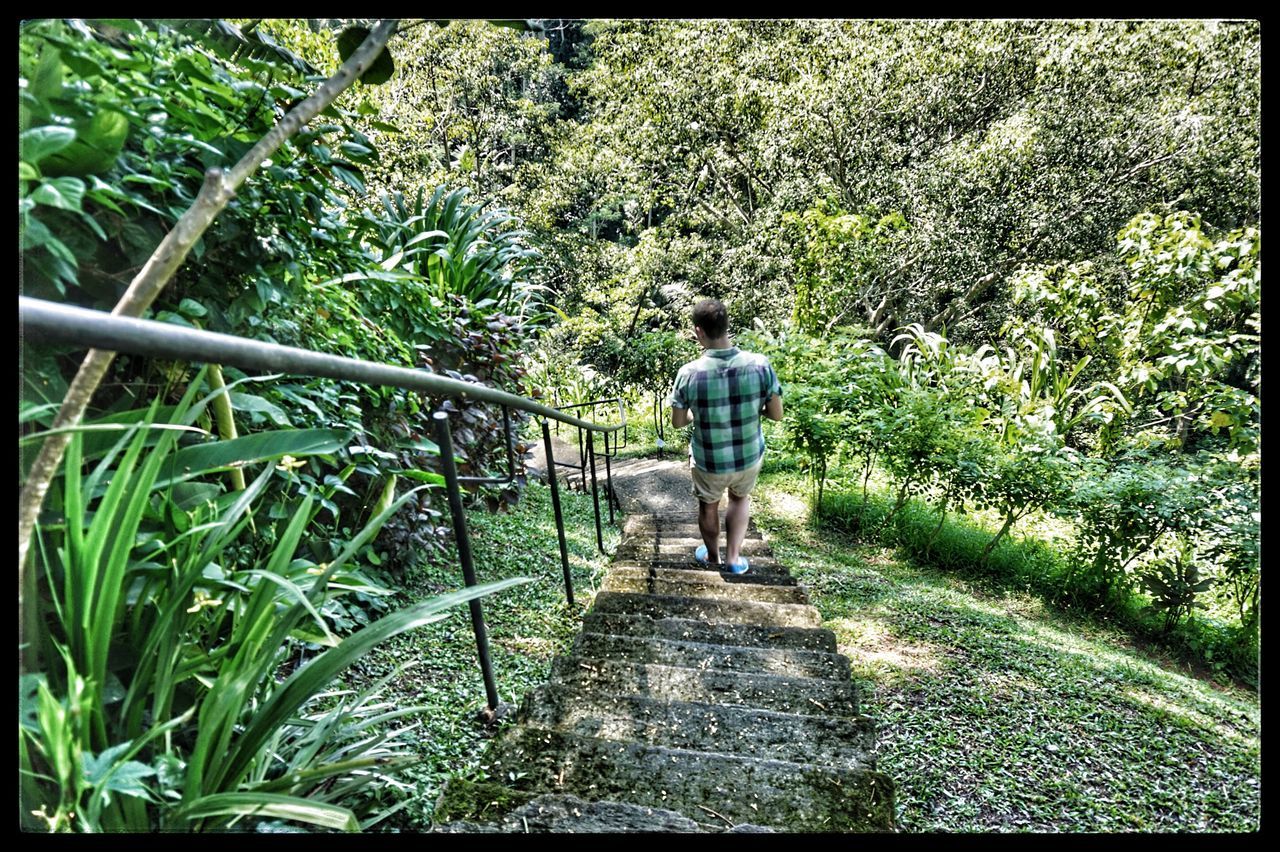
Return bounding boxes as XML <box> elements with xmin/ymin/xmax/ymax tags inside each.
<box><xmin>434</xmin><ymin>789</ymin><xmax>712</xmax><ymax>832</ymax></box>
<box><xmin>622</xmin><ymin>514</ymin><xmax>741</xmax><ymax>529</ymax></box>
<box><xmin>519</xmin><ymin>685</ymin><xmax>877</xmax><ymax>769</ymax></box>
<box><xmin>581</xmin><ymin>611</ymin><xmax>835</xmax><ymax>653</ymax></box>
<box><xmin>610</xmin><ymin>558</ymin><xmax>793</xmax><ymax>580</ymax></box>
<box><xmin>483</xmin><ymin>725</ymin><xmax>896</xmax><ymax>832</ymax></box>
<box><xmin>616</xmin><ymin>540</ymin><xmax>774</xmax><ymax>558</ymax></box>
<box><xmin>601</xmin><ymin>573</ymin><xmax>809</xmax><ymax>605</ymax></box>
<box><xmin>571</xmin><ymin>632</ymin><xmax>851</xmax><ymax>681</ymax></box>
<box><xmin>591</xmin><ymin>590</ymin><xmax>822</xmax><ymax>629</ymax></box>
<box><xmin>607</xmin><ymin>565</ymin><xmax>798</xmax><ymax>588</ymax></box>
<box><xmin>432</xmin><ymin>777</ymin><xmax>537</xmax><ymax>826</ymax></box>
<box><xmin>549</xmin><ymin>657</ymin><xmax>860</xmax><ymax>716</ymax></box>
<box><xmin>619</xmin><ymin>530</ymin><xmax>769</xmax><ymax>547</ymax></box>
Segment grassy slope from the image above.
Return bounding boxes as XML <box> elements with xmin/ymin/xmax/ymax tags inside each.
<box><xmin>752</xmin><ymin>469</ymin><xmax>1261</xmax><ymax>832</ymax></box>
<box><xmin>348</xmin><ymin>480</ymin><xmax>618</xmax><ymax>830</ymax></box>
<box><xmin>354</xmin><ymin>452</ymin><xmax>1258</xmax><ymax>832</ymax></box>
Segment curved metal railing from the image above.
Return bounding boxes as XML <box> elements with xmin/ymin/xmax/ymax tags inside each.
<box><xmin>19</xmin><ymin>296</ymin><xmax>626</xmax><ymax>715</ymax></box>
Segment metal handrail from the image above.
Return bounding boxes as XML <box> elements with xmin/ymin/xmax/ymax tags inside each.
<box><xmin>552</xmin><ymin>397</ymin><xmax>628</xmax><ymax>550</ymax></box>
<box><xmin>19</xmin><ymin>298</ymin><xmax>625</xmax><ymax>434</ymax></box>
<box><xmin>19</xmin><ymin>296</ymin><xmax>625</xmax><ymax>716</ymax></box>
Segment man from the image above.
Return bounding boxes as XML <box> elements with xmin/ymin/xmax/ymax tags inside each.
<box><xmin>667</xmin><ymin>299</ymin><xmax>783</xmax><ymax>574</ymax></box>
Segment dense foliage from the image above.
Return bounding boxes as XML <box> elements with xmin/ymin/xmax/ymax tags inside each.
<box><xmin>19</xmin><ymin>16</ymin><xmax>1259</xmax><ymax>831</ymax></box>
<box><xmin>20</xmin><ymin>18</ymin><xmax>552</xmax><ymax>831</ymax></box>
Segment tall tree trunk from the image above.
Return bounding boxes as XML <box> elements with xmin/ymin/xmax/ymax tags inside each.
<box><xmin>980</xmin><ymin>511</ymin><xmax>1018</xmax><ymax>567</ymax></box>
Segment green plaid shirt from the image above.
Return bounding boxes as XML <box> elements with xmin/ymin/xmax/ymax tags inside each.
<box><xmin>667</xmin><ymin>346</ymin><xmax>782</xmax><ymax>473</ymax></box>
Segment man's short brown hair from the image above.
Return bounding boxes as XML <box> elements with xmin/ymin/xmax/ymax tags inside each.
<box><xmin>692</xmin><ymin>299</ymin><xmax>728</xmax><ymax>339</ymax></box>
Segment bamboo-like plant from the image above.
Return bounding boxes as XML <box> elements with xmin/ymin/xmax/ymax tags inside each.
<box><xmin>20</xmin><ymin>375</ymin><xmax>529</xmax><ymax>831</ymax></box>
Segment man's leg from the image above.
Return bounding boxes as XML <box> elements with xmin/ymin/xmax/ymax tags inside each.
<box><xmin>698</xmin><ymin>500</ymin><xmax>721</xmax><ymax>565</ymax></box>
<box><xmin>724</xmin><ymin>492</ymin><xmax>750</xmax><ymax>566</ymax></box>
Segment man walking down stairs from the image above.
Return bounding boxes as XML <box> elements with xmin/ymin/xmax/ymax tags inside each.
<box><xmin>433</xmin><ymin>509</ymin><xmax>896</xmax><ymax>833</ymax></box>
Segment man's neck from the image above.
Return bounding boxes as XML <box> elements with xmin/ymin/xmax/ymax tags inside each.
<box><xmin>701</xmin><ymin>336</ymin><xmax>732</xmax><ymax>351</ymax></box>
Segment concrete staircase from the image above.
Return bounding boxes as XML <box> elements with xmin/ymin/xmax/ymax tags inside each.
<box><xmin>433</xmin><ymin>512</ymin><xmax>896</xmax><ymax>833</ymax></box>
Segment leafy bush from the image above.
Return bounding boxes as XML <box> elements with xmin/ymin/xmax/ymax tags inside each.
<box><xmin>19</xmin><ymin>376</ymin><xmax>527</xmax><ymax>831</ymax></box>
<box><xmin>1062</xmin><ymin>448</ymin><xmax>1200</xmax><ymax>608</ymax></box>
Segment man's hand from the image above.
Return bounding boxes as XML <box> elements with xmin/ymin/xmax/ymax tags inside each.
<box><xmin>671</xmin><ymin>406</ymin><xmax>692</xmax><ymax>428</ymax></box>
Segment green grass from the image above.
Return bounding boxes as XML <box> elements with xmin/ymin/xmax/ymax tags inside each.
<box><xmin>814</xmin><ymin>476</ymin><xmax>1257</xmax><ymax>686</ymax></box>
<box><xmin>752</xmin><ymin>469</ymin><xmax>1261</xmax><ymax>832</ymax></box>
<box><xmin>343</xmin><ymin>480</ymin><xmax>618</xmax><ymax>830</ymax></box>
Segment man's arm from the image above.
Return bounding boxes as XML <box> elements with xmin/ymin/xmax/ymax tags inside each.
<box><xmin>763</xmin><ymin>393</ymin><xmax>783</xmax><ymax>422</ymax></box>
<box><xmin>671</xmin><ymin>406</ymin><xmax>692</xmax><ymax>428</ymax></box>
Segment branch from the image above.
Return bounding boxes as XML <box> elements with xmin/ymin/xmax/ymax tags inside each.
<box><xmin>18</xmin><ymin>19</ymin><xmax>400</xmax><ymax>671</ymax></box>
<box><xmin>925</xmin><ymin>271</ymin><xmax>999</xmax><ymax>332</ymax></box>
<box><xmin>867</xmin><ymin>289</ymin><xmax>893</xmax><ymax>328</ymax></box>
<box><xmin>704</xmin><ymin>156</ymin><xmax>752</xmax><ymax>226</ymax></box>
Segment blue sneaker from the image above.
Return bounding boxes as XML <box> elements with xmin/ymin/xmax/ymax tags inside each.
<box><xmin>695</xmin><ymin>544</ymin><xmax>709</xmax><ymax>565</ymax></box>
<box><xmin>728</xmin><ymin>556</ymin><xmax>749</xmax><ymax>575</ymax></box>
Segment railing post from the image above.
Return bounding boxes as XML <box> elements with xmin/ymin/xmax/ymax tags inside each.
<box><xmin>433</xmin><ymin>411</ymin><xmax>501</xmax><ymax>714</ymax></box>
<box><xmin>542</xmin><ymin>418</ymin><xmax>574</xmax><ymax>607</ymax></box>
<box><xmin>603</xmin><ymin>430</ymin><xmax>616</xmax><ymax>525</ymax></box>
<box><xmin>587</xmin><ymin>433</ymin><xmax>604</xmax><ymax>554</ymax></box>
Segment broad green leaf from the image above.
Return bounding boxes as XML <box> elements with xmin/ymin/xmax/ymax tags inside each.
<box><xmin>158</xmin><ymin>428</ymin><xmax>353</xmax><ymax>487</ymax></box>
<box><xmin>19</xmin><ymin>674</ymin><xmax>44</xmax><ymax>733</ymax></box>
<box><xmin>30</xmin><ymin>176</ymin><xmax>86</xmax><ymax>212</ymax></box>
<box><xmin>29</xmin><ymin>45</ymin><xmax>64</xmax><ymax>100</ymax></box>
<box><xmin>229</xmin><ymin>392</ymin><xmax>291</xmax><ymax>426</ymax></box>
<box><xmin>171</xmin><ymin>482</ymin><xmax>223</xmax><ymax>511</ymax></box>
<box><xmin>44</xmin><ymin>109</ymin><xmax>130</xmax><ymax>177</ymax></box>
<box><xmin>19</xmin><ymin>162</ymin><xmax>38</xmax><ymax>181</ymax></box>
<box><xmin>83</xmin><ymin>744</ymin><xmax>157</xmax><ymax>800</ymax></box>
<box><xmin>396</xmin><ymin>437</ymin><xmax>440</xmax><ymax>455</ymax></box>
<box><xmin>178</xmin><ymin>298</ymin><xmax>208</xmax><ymax>318</ymax></box>
<box><xmin>180</xmin><ymin>793</ymin><xmax>359</xmax><ymax>831</ymax></box>
<box><xmin>19</xmin><ymin>126</ymin><xmax>76</xmax><ymax>166</ymax></box>
<box><xmin>395</xmin><ymin>469</ymin><xmax>445</xmax><ymax>486</ymax></box>
<box><xmin>336</xmin><ymin>26</ymin><xmax>395</xmax><ymax>86</ymax></box>
<box><xmin>329</xmin><ymin>163</ymin><xmax>365</xmax><ymax>194</ymax></box>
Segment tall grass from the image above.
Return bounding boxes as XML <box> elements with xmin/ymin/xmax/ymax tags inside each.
<box><xmin>20</xmin><ymin>372</ymin><xmax>530</xmax><ymax>831</ymax></box>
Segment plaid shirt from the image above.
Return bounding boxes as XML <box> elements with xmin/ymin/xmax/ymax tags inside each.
<box><xmin>667</xmin><ymin>347</ymin><xmax>782</xmax><ymax>473</ymax></box>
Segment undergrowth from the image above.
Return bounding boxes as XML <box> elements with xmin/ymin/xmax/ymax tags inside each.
<box><xmin>345</xmin><ymin>480</ymin><xmax>618</xmax><ymax>830</ymax></box>
<box><xmin>752</xmin><ymin>469</ymin><xmax>1261</xmax><ymax>832</ymax></box>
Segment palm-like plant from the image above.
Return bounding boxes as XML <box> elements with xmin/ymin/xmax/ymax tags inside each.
<box><xmin>351</xmin><ymin>186</ymin><xmax>548</xmax><ymax>323</ymax></box>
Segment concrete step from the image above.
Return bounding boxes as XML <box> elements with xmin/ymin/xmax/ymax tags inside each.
<box><xmin>519</xmin><ymin>685</ymin><xmax>877</xmax><ymax>770</ymax></box>
<box><xmin>609</xmin><ymin>558</ymin><xmax>793</xmax><ymax>580</ymax></box>
<box><xmin>549</xmin><ymin>656</ymin><xmax>861</xmax><ymax>719</ymax></box>
<box><xmin>483</xmin><ymin>726</ymin><xmax>896</xmax><ymax>832</ymax></box>
<box><xmin>581</xmin><ymin>611</ymin><xmax>836</xmax><ymax>653</ymax></box>
<box><xmin>607</xmin><ymin>565</ymin><xmax>797</xmax><ymax>588</ymax></box>
<box><xmin>590</xmin><ymin>590</ymin><xmax>822</xmax><ymax>629</ymax></box>
<box><xmin>434</xmin><ymin>790</ymin><xmax>713</xmax><ymax>832</ymax></box>
<box><xmin>620</xmin><ymin>529</ymin><xmax>768</xmax><ymax>546</ymax></box>
<box><xmin>571</xmin><ymin>632</ymin><xmax>850</xmax><ymax>681</ymax></box>
<box><xmin>622</xmin><ymin>514</ymin><xmax>750</xmax><ymax>531</ymax></box>
<box><xmin>615</xmin><ymin>540</ymin><xmax>774</xmax><ymax>559</ymax></box>
<box><xmin>622</xmin><ymin>523</ymin><xmax>767</xmax><ymax>537</ymax></box>
<box><xmin>601</xmin><ymin>572</ymin><xmax>809</xmax><ymax>605</ymax></box>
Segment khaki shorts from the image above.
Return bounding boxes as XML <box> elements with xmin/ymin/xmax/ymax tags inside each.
<box><xmin>690</xmin><ymin>458</ymin><xmax>764</xmax><ymax>504</ymax></box>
